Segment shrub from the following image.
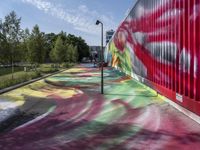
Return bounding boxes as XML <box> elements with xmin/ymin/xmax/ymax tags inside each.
<box><xmin>38</xmin><ymin>64</ymin><xmax>59</xmax><ymax>73</ymax></box>
<box><xmin>39</xmin><ymin>67</ymin><xmax>58</xmax><ymax>74</ymax></box>
<box><xmin>61</xmin><ymin>63</ymin><xmax>75</xmax><ymax>68</ymax></box>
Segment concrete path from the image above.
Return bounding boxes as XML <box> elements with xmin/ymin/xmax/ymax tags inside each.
<box><xmin>0</xmin><ymin>64</ymin><xmax>200</xmax><ymax>150</ymax></box>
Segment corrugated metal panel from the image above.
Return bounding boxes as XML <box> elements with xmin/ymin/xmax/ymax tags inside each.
<box><xmin>106</xmin><ymin>0</ymin><xmax>200</xmax><ymax>115</ymax></box>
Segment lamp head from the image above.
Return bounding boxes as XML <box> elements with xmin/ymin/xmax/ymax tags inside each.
<box><xmin>96</xmin><ymin>20</ymin><xmax>100</xmax><ymax>25</ymax></box>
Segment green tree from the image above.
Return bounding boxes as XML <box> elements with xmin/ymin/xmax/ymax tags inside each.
<box><xmin>1</xmin><ymin>11</ymin><xmax>22</xmax><ymax>79</ymax></box>
<box><xmin>65</xmin><ymin>44</ymin><xmax>78</xmax><ymax>63</ymax></box>
<box><xmin>16</xmin><ymin>28</ymin><xmax>30</xmax><ymax>63</ymax></box>
<box><xmin>0</xmin><ymin>19</ymin><xmax>5</xmax><ymax>64</ymax></box>
<box><xmin>44</xmin><ymin>33</ymin><xmax>57</xmax><ymax>62</ymax></box>
<box><xmin>74</xmin><ymin>45</ymin><xmax>79</xmax><ymax>62</ymax></box>
<box><xmin>50</xmin><ymin>36</ymin><xmax>66</xmax><ymax>65</ymax></box>
<box><xmin>0</xmin><ymin>34</ymin><xmax>9</xmax><ymax>65</ymax></box>
<box><xmin>58</xmin><ymin>31</ymin><xmax>67</xmax><ymax>42</ymax></box>
<box><xmin>67</xmin><ymin>44</ymin><xmax>73</xmax><ymax>63</ymax></box>
<box><xmin>66</xmin><ymin>34</ymin><xmax>89</xmax><ymax>62</ymax></box>
<box><xmin>27</xmin><ymin>25</ymin><xmax>46</xmax><ymax>66</ymax></box>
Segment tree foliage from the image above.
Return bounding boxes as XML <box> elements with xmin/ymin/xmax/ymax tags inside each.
<box><xmin>27</xmin><ymin>25</ymin><xmax>46</xmax><ymax>64</ymax></box>
<box><xmin>17</xmin><ymin>28</ymin><xmax>30</xmax><ymax>62</ymax></box>
<box><xmin>0</xmin><ymin>11</ymin><xmax>90</xmax><ymax>66</ymax></box>
<box><xmin>0</xmin><ymin>11</ymin><xmax>22</xmax><ymax>64</ymax></box>
<box><xmin>67</xmin><ymin>44</ymin><xmax>77</xmax><ymax>63</ymax></box>
<box><xmin>44</xmin><ymin>32</ymin><xmax>57</xmax><ymax>62</ymax></box>
<box><xmin>66</xmin><ymin>34</ymin><xmax>89</xmax><ymax>61</ymax></box>
<box><xmin>50</xmin><ymin>36</ymin><xmax>66</xmax><ymax>64</ymax></box>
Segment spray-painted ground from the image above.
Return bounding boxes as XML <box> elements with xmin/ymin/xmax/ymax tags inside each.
<box><xmin>0</xmin><ymin>64</ymin><xmax>200</xmax><ymax>150</ymax></box>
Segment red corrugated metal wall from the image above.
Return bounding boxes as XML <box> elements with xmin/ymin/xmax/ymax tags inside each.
<box><xmin>107</xmin><ymin>0</ymin><xmax>200</xmax><ymax>116</ymax></box>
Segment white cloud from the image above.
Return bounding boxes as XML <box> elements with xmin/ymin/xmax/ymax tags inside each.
<box><xmin>78</xmin><ymin>5</ymin><xmax>88</xmax><ymax>13</ymax></box>
<box><xmin>21</xmin><ymin>0</ymin><xmax>116</xmax><ymax>35</ymax></box>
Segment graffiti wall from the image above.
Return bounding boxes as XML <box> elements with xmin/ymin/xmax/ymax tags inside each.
<box><xmin>106</xmin><ymin>0</ymin><xmax>200</xmax><ymax>115</ymax></box>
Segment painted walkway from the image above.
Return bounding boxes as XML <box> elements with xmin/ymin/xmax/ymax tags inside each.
<box><xmin>0</xmin><ymin>64</ymin><xmax>200</xmax><ymax>150</ymax></box>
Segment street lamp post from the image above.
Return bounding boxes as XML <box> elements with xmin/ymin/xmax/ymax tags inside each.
<box><xmin>96</xmin><ymin>20</ymin><xmax>104</xmax><ymax>94</ymax></box>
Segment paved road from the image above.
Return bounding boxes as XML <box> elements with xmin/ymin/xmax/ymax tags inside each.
<box><xmin>0</xmin><ymin>64</ymin><xmax>200</xmax><ymax>150</ymax></box>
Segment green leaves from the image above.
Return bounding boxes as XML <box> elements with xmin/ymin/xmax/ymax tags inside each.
<box><xmin>65</xmin><ymin>34</ymin><xmax>89</xmax><ymax>62</ymax></box>
<box><xmin>27</xmin><ymin>25</ymin><xmax>46</xmax><ymax>64</ymax></box>
<box><xmin>50</xmin><ymin>36</ymin><xmax>66</xmax><ymax>63</ymax></box>
<box><xmin>50</xmin><ymin>33</ymin><xmax>88</xmax><ymax>64</ymax></box>
<box><xmin>2</xmin><ymin>11</ymin><xmax>21</xmax><ymax>44</ymax></box>
<box><xmin>0</xmin><ymin>11</ymin><xmax>22</xmax><ymax>64</ymax></box>
<box><xmin>0</xmin><ymin>11</ymin><xmax>90</xmax><ymax>66</ymax></box>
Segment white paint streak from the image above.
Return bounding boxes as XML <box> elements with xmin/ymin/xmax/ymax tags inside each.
<box><xmin>14</xmin><ymin>106</ymin><xmax>56</xmax><ymax>130</ymax></box>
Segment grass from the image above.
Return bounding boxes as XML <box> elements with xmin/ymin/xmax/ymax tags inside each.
<box><xmin>0</xmin><ymin>71</ymin><xmax>41</xmax><ymax>90</ymax></box>
<box><xmin>38</xmin><ymin>64</ymin><xmax>59</xmax><ymax>74</ymax></box>
<box><xmin>38</xmin><ymin>63</ymin><xmax>75</xmax><ymax>73</ymax></box>
<box><xmin>0</xmin><ymin>67</ymin><xmax>24</xmax><ymax>76</ymax></box>
<box><xmin>0</xmin><ymin>63</ymin><xmax>75</xmax><ymax>90</ymax></box>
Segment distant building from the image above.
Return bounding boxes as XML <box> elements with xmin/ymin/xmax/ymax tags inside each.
<box><xmin>106</xmin><ymin>29</ymin><xmax>115</xmax><ymax>44</ymax></box>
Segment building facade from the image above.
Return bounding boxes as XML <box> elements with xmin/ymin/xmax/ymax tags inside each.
<box><xmin>106</xmin><ymin>29</ymin><xmax>114</xmax><ymax>44</ymax></box>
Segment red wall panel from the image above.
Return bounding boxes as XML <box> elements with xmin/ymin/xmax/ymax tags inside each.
<box><xmin>107</xmin><ymin>0</ymin><xmax>200</xmax><ymax>116</ymax></box>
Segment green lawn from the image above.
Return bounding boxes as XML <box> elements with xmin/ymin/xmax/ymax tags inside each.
<box><xmin>0</xmin><ymin>67</ymin><xmax>24</xmax><ymax>76</ymax></box>
<box><xmin>0</xmin><ymin>63</ymin><xmax>75</xmax><ymax>90</ymax></box>
<box><xmin>0</xmin><ymin>71</ymin><xmax>41</xmax><ymax>90</ymax></box>
<box><xmin>0</xmin><ymin>64</ymin><xmax>59</xmax><ymax>77</ymax></box>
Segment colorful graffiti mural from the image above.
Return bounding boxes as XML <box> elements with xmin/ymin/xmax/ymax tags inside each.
<box><xmin>106</xmin><ymin>0</ymin><xmax>200</xmax><ymax>116</ymax></box>
<box><xmin>0</xmin><ymin>65</ymin><xmax>200</xmax><ymax>149</ymax></box>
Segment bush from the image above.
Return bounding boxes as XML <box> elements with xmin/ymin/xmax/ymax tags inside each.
<box><xmin>61</xmin><ymin>63</ymin><xmax>75</xmax><ymax>68</ymax></box>
<box><xmin>0</xmin><ymin>71</ymin><xmax>41</xmax><ymax>90</ymax></box>
<box><xmin>39</xmin><ymin>67</ymin><xmax>58</xmax><ymax>74</ymax></box>
<box><xmin>38</xmin><ymin>64</ymin><xmax>59</xmax><ymax>73</ymax></box>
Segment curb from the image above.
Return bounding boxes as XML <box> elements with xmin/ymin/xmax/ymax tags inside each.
<box><xmin>0</xmin><ymin>69</ymin><xmax>66</xmax><ymax>95</ymax></box>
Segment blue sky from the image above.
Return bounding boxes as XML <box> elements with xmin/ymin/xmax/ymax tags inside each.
<box><xmin>0</xmin><ymin>0</ymin><xmax>136</xmax><ymax>46</ymax></box>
